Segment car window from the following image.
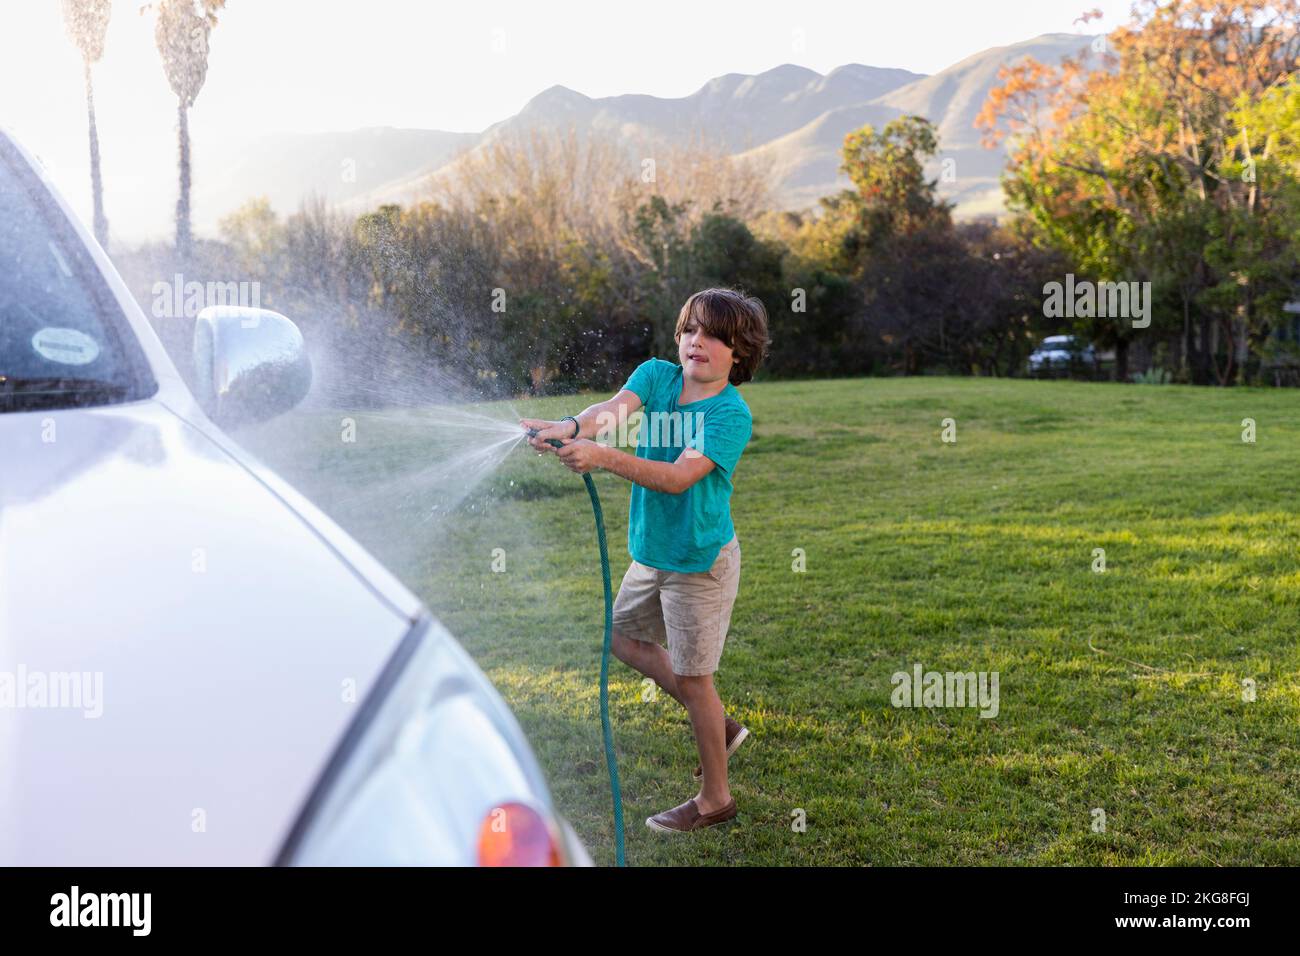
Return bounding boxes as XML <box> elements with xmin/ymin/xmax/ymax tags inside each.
<box><xmin>0</xmin><ymin>143</ymin><xmax>155</xmax><ymax>413</ymax></box>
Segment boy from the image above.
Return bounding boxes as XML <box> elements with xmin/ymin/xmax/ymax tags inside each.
<box><xmin>521</xmin><ymin>287</ymin><xmax>769</xmax><ymax>832</ymax></box>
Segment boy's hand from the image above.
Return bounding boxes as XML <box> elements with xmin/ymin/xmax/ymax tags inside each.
<box><xmin>555</xmin><ymin>438</ymin><xmax>606</xmax><ymax>475</ymax></box>
<box><xmin>520</xmin><ymin>418</ymin><xmax>573</xmax><ymax>453</ymax></box>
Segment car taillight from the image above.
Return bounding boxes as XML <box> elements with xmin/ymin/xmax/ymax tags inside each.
<box><xmin>476</xmin><ymin>802</ymin><xmax>562</xmax><ymax>867</ymax></box>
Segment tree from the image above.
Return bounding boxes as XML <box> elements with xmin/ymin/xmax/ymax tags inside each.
<box><xmin>838</xmin><ymin>115</ymin><xmax>953</xmax><ymax>244</ymax></box>
<box><xmin>61</xmin><ymin>0</ymin><xmax>112</xmax><ymax>249</ymax></box>
<box><xmin>626</xmin><ymin>194</ymin><xmax>698</xmax><ymax>356</ymax></box>
<box><xmin>813</xmin><ymin>116</ymin><xmax>960</xmax><ymax>373</ymax></box>
<box><xmin>218</xmin><ymin>196</ymin><xmax>284</xmax><ymax>276</ymax></box>
<box><xmin>150</xmin><ymin>0</ymin><xmax>226</xmax><ymax>258</ymax></box>
<box><xmin>1221</xmin><ymin>76</ymin><xmax>1300</xmax><ymax>379</ymax></box>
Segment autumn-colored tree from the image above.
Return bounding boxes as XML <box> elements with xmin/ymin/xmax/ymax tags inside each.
<box><xmin>61</xmin><ymin>0</ymin><xmax>112</xmax><ymax>249</ymax></box>
<box><xmin>979</xmin><ymin>0</ymin><xmax>1300</xmax><ymax>384</ymax></box>
<box><xmin>149</xmin><ymin>0</ymin><xmax>226</xmax><ymax>259</ymax></box>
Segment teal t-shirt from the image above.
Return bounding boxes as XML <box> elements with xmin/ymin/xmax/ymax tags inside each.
<box><xmin>621</xmin><ymin>357</ymin><xmax>753</xmax><ymax>572</ymax></box>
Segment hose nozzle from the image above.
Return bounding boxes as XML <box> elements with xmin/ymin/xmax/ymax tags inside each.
<box><xmin>525</xmin><ymin>427</ymin><xmax>564</xmax><ymax>449</ymax></box>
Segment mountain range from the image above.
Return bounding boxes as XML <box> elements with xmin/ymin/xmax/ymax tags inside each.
<box><xmin>194</xmin><ymin>32</ymin><xmax>1101</xmax><ymax>231</ymax></box>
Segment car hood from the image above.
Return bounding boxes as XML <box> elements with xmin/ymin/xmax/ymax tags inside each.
<box><xmin>0</xmin><ymin>398</ymin><xmax>425</xmax><ymax>864</ymax></box>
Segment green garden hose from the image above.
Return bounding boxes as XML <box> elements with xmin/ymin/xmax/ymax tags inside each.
<box><xmin>529</xmin><ymin>430</ymin><xmax>626</xmax><ymax>866</ymax></box>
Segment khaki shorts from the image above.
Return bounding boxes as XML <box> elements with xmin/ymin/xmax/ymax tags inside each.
<box><xmin>612</xmin><ymin>536</ymin><xmax>741</xmax><ymax>676</ymax></box>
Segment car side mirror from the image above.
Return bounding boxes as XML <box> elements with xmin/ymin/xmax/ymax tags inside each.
<box><xmin>192</xmin><ymin>306</ymin><xmax>312</xmax><ymax>427</ymax></box>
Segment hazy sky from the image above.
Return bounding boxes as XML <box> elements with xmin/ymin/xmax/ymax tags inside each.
<box><xmin>0</xmin><ymin>0</ymin><xmax>1134</xmax><ymax>240</ymax></box>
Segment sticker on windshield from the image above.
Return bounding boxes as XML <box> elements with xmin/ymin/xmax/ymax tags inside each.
<box><xmin>31</xmin><ymin>327</ymin><xmax>101</xmax><ymax>366</ymax></box>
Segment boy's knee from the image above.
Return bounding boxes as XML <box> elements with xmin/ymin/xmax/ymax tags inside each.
<box><xmin>610</xmin><ymin>630</ymin><xmax>643</xmax><ymax>663</ymax></box>
<box><xmin>675</xmin><ymin>673</ymin><xmax>714</xmax><ymax>697</ymax></box>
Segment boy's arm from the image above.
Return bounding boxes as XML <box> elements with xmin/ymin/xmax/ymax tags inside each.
<box><xmin>558</xmin><ymin>442</ymin><xmax>716</xmax><ymax>495</ymax></box>
<box><xmin>520</xmin><ymin>388</ymin><xmax>642</xmax><ymax>450</ymax></box>
<box><xmin>569</xmin><ymin>399</ymin><xmax>750</xmax><ymax>493</ymax></box>
<box><xmin>600</xmin><ymin>445</ymin><xmax>717</xmax><ymax>495</ymax></box>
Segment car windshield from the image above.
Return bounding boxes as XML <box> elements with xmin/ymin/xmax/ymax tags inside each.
<box><xmin>0</xmin><ymin>144</ymin><xmax>154</xmax><ymax>413</ymax></box>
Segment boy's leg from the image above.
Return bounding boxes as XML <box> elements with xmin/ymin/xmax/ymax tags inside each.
<box><xmin>676</xmin><ymin>672</ymin><xmax>731</xmax><ymax>813</ymax></box>
<box><xmin>611</xmin><ymin>559</ymin><xmax>695</xmax><ymax>706</ymax></box>
<box><xmin>663</xmin><ymin>538</ymin><xmax>741</xmax><ymax>813</ymax></box>
<box><xmin>611</xmin><ymin>632</ymin><xmax>687</xmax><ymax>707</ymax></box>
<box><xmin>644</xmin><ymin>541</ymin><xmax>743</xmax><ymax>831</ymax></box>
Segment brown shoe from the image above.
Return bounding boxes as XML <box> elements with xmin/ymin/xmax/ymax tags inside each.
<box><xmin>646</xmin><ymin>796</ymin><xmax>738</xmax><ymax>833</ymax></box>
<box><xmin>692</xmin><ymin>717</ymin><xmax>749</xmax><ymax>780</ymax></box>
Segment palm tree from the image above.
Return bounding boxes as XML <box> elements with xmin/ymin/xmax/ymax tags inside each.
<box><xmin>151</xmin><ymin>0</ymin><xmax>225</xmax><ymax>258</ymax></box>
<box><xmin>61</xmin><ymin>0</ymin><xmax>113</xmax><ymax>250</ymax></box>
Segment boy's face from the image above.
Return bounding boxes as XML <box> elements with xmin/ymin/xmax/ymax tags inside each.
<box><xmin>677</xmin><ymin>316</ymin><xmax>736</xmax><ymax>386</ymax></box>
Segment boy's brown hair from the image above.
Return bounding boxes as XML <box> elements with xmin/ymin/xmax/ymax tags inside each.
<box><xmin>673</xmin><ymin>287</ymin><xmax>771</xmax><ymax>386</ymax></box>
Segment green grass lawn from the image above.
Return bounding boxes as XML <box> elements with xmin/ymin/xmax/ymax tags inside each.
<box><xmin>243</xmin><ymin>376</ymin><xmax>1300</xmax><ymax>866</ymax></box>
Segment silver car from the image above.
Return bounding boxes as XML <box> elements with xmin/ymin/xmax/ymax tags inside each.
<box><xmin>1028</xmin><ymin>334</ymin><xmax>1097</xmax><ymax>375</ymax></box>
<box><xmin>0</xmin><ymin>128</ymin><xmax>589</xmax><ymax>866</ymax></box>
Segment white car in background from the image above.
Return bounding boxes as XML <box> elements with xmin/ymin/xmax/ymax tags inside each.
<box><xmin>0</xmin><ymin>128</ymin><xmax>590</xmax><ymax>866</ymax></box>
<box><xmin>1028</xmin><ymin>334</ymin><xmax>1097</xmax><ymax>376</ymax></box>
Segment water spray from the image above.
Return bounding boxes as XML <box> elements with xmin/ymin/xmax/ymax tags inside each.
<box><xmin>526</xmin><ymin>428</ymin><xmax>626</xmax><ymax>867</ymax></box>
